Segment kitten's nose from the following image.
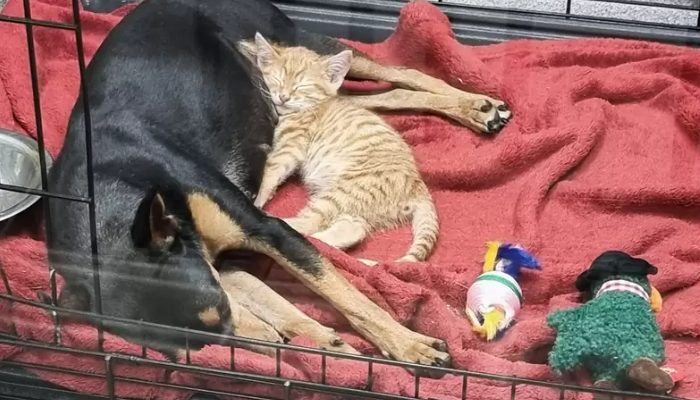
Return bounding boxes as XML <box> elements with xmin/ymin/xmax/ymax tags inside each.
<box><xmin>278</xmin><ymin>94</ymin><xmax>290</xmax><ymax>104</ymax></box>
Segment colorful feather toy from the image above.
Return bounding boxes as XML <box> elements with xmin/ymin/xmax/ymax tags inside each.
<box><xmin>466</xmin><ymin>241</ymin><xmax>541</xmax><ymax>341</ymax></box>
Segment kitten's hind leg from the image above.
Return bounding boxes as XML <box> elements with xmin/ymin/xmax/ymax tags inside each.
<box><xmin>282</xmin><ymin>214</ymin><xmax>323</xmax><ymax>236</ymax></box>
<box><xmin>311</xmin><ymin>215</ymin><xmax>369</xmax><ymax>250</ymax></box>
<box><xmin>283</xmin><ymin>195</ymin><xmax>340</xmax><ymax>235</ymax></box>
<box><xmin>286</xmin><ymin>212</ymin><xmax>378</xmax><ymax>266</ymax></box>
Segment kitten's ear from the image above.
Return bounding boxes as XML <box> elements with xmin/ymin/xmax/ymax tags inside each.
<box><xmin>254</xmin><ymin>32</ymin><xmax>276</xmax><ymax>68</ymax></box>
<box><xmin>325</xmin><ymin>50</ymin><xmax>353</xmax><ymax>90</ymax></box>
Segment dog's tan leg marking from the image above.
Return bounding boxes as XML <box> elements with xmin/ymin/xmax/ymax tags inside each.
<box><xmin>347</xmin><ymin>57</ymin><xmax>511</xmax><ymax>133</ymax></box>
<box><xmin>220</xmin><ymin>269</ymin><xmax>359</xmax><ymax>354</ymax></box>
<box><xmin>188</xmin><ymin>194</ymin><xmax>450</xmax><ymax>370</ymax></box>
<box><xmin>188</xmin><ymin>192</ymin><xmax>247</xmax><ymax>251</ymax></box>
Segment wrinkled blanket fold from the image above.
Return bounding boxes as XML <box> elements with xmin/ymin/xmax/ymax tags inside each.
<box><xmin>1</xmin><ymin>0</ymin><xmax>699</xmax><ymax>399</ymax></box>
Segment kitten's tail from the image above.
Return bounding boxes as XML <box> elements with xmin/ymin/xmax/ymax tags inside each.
<box><xmin>398</xmin><ymin>197</ymin><xmax>439</xmax><ymax>263</ymax></box>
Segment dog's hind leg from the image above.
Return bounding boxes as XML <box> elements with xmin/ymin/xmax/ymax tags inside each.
<box><xmin>220</xmin><ymin>268</ymin><xmax>359</xmax><ymax>354</ymax></box>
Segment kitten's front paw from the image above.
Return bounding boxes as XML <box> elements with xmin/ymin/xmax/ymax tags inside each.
<box><xmin>253</xmin><ymin>198</ymin><xmax>266</xmax><ymax>209</ymax></box>
<box><xmin>253</xmin><ymin>190</ymin><xmax>271</xmax><ymax>209</ymax></box>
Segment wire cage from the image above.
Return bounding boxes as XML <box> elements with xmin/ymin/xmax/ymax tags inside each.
<box><xmin>0</xmin><ymin>0</ymin><xmax>697</xmax><ymax>399</ymax></box>
<box><xmin>274</xmin><ymin>0</ymin><xmax>700</xmax><ymax>46</ymax></box>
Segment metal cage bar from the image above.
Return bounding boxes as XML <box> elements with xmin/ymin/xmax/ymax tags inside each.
<box><xmin>1</xmin><ymin>340</ymin><xmax>678</xmax><ymax>400</ymax></box>
<box><xmin>69</xmin><ymin>0</ymin><xmax>105</xmax><ymax>352</ymax></box>
<box><xmin>0</xmin><ymin>292</ymin><xmax>686</xmax><ymax>400</ymax></box>
<box><xmin>273</xmin><ymin>0</ymin><xmax>700</xmax><ymax>46</ymax></box>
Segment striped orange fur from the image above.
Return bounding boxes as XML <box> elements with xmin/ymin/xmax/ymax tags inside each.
<box><xmin>245</xmin><ymin>33</ymin><xmax>439</xmax><ymax>264</ymax></box>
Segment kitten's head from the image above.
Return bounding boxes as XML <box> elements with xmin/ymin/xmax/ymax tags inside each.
<box><xmin>244</xmin><ymin>33</ymin><xmax>353</xmax><ymax>115</ymax></box>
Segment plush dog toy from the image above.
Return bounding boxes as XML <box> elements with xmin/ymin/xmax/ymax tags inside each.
<box><xmin>547</xmin><ymin>250</ymin><xmax>673</xmax><ymax>397</ymax></box>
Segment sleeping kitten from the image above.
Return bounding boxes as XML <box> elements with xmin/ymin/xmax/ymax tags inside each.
<box><xmin>242</xmin><ymin>33</ymin><xmax>439</xmax><ymax>264</ymax></box>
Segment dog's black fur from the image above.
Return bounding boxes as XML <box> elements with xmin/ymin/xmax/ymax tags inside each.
<box><xmin>46</xmin><ymin>0</ymin><xmax>349</xmax><ymax>355</ymax></box>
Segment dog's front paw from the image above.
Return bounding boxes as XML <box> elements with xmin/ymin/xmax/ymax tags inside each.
<box><xmin>311</xmin><ymin>327</ymin><xmax>360</xmax><ymax>355</ymax></box>
<box><xmin>385</xmin><ymin>331</ymin><xmax>451</xmax><ymax>378</ymax></box>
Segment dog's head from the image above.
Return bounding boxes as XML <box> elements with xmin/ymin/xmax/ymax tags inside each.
<box><xmin>574</xmin><ymin>250</ymin><xmax>658</xmax><ymax>300</ymax></box>
<box><xmin>52</xmin><ymin>187</ymin><xmax>234</xmax><ymax>356</ymax></box>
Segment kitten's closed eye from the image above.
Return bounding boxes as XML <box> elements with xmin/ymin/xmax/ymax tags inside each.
<box><xmin>295</xmin><ymin>84</ymin><xmax>315</xmax><ymax>91</ymax></box>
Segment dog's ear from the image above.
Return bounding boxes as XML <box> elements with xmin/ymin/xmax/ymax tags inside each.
<box><xmin>148</xmin><ymin>192</ymin><xmax>178</xmax><ymax>250</ymax></box>
<box><xmin>132</xmin><ymin>190</ymin><xmax>180</xmax><ymax>252</ymax></box>
<box><xmin>325</xmin><ymin>50</ymin><xmax>353</xmax><ymax>91</ymax></box>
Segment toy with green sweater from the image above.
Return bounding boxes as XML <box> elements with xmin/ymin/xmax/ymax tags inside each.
<box><xmin>546</xmin><ymin>250</ymin><xmax>674</xmax><ymax>397</ymax></box>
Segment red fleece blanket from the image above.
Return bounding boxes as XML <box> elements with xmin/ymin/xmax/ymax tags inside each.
<box><xmin>2</xmin><ymin>0</ymin><xmax>700</xmax><ymax>399</ymax></box>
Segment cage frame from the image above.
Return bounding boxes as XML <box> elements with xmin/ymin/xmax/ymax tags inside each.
<box><xmin>0</xmin><ymin>0</ymin><xmax>697</xmax><ymax>399</ymax></box>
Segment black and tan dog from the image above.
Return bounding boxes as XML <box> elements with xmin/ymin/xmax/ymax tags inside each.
<box><xmin>44</xmin><ymin>0</ymin><xmax>510</xmax><ymax>371</ymax></box>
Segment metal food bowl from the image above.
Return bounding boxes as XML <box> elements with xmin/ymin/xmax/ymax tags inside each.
<box><xmin>0</xmin><ymin>129</ymin><xmax>53</xmax><ymax>222</ymax></box>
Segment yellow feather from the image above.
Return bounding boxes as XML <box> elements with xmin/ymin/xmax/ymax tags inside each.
<box><xmin>483</xmin><ymin>241</ymin><xmax>500</xmax><ymax>273</ymax></box>
<box><xmin>481</xmin><ymin>308</ymin><xmax>506</xmax><ymax>341</ymax></box>
<box><xmin>650</xmin><ymin>285</ymin><xmax>663</xmax><ymax>313</ymax></box>
<box><xmin>465</xmin><ymin>309</ymin><xmax>482</xmax><ymax>330</ymax></box>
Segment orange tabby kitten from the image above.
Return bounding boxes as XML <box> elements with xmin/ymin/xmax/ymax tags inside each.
<box><xmin>244</xmin><ymin>33</ymin><xmax>439</xmax><ymax>263</ymax></box>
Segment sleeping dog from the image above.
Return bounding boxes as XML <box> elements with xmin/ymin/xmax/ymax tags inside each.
<box><xmin>44</xmin><ymin>0</ymin><xmax>510</xmax><ymax>371</ymax></box>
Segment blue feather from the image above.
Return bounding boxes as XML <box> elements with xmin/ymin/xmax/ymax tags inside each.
<box><xmin>494</xmin><ymin>244</ymin><xmax>541</xmax><ymax>280</ymax></box>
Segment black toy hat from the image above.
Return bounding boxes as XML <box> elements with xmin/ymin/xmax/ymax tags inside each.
<box><xmin>575</xmin><ymin>250</ymin><xmax>658</xmax><ymax>294</ymax></box>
